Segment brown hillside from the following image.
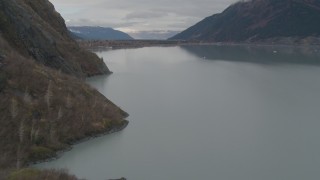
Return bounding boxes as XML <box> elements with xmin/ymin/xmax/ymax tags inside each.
<box><xmin>0</xmin><ymin>36</ymin><xmax>128</xmax><ymax>170</ymax></box>
<box><xmin>0</xmin><ymin>0</ymin><xmax>110</xmax><ymax>77</ymax></box>
<box><xmin>0</xmin><ymin>0</ymin><xmax>129</xmax><ymax>179</ymax></box>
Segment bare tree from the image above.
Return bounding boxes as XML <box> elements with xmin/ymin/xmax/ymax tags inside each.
<box><xmin>16</xmin><ymin>146</ymin><xmax>21</xmax><ymax>169</ymax></box>
<box><xmin>45</xmin><ymin>80</ymin><xmax>53</xmax><ymax>109</ymax></box>
<box><xmin>11</xmin><ymin>98</ymin><xmax>18</xmax><ymax>118</ymax></box>
<box><xmin>30</xmin><ymin>119</ymin><xmax>36</xmax><ymax>142</ymax></box>
<box><xmin>57</xmin><ymin>106</ymin><xmax>63</xmax><ymax>120</ymax></box>
<box><xmin>66</xmin><ymin>93</ymin><xmax>72</xmax><ymax>108</ymax></box>
<box><xmin>23</xmin><ymin>87</ymin><xmax>32</xmax><ymax>105</ymax></box>
<box><xmin>50</xmin><ymin>125</ymin><xmax>56</xmax><ymax>144</ymax></box>
<box><xmin>81</xmin><ymin>114</ymin><xmax>86</xmax><ymax>127</ymax></box>
<box><xmin>34</xmin><ymin>128</ymin><xmax>40</xmax><ymax>143</ymax></box>
<box><xmin>19</xmin><ymin>120</ymin><xmax>25</xmax><ymax>143</ymax></box>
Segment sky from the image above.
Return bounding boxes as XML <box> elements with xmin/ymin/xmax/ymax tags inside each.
<box><xmin>49</xmin><ymin>0</ymin><xmax>238</xmax><ymax>39</ymax></box>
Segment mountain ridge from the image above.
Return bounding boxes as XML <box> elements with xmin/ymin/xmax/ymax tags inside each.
<box><xmin>69</xmin><ymin>26</ymin><xmax>134</xmax><ymax>40</ymax></box>
<box><xmin>0</xmin><ymin>0</ymin><xmax>110</xmax><ymax>77</ymax></box>
<box><xmin>170</xmin><ymin>0</ymin><xmax>320</xmax><ymax>42</ymax></box>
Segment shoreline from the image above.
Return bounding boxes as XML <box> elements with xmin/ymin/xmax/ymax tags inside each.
<box><xmin>78</xmin><ymin>39</ymin><xmax>320</xmax><ymax>51</ymax></box>
<box><xmin>29</xmin><ymin>120</ymin><xmax>129</xmax><ymax>166</ymax></box>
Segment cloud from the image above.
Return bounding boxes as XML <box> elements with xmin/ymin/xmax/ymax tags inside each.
<box><xmin>125</xmin><ymin>11</ymin><xmax>167</xmax><ymax>20</ymax></box>
<box><xmin>67</xmin><ymin>18</ymin><xmax>140</xmax><ymax>29</ymax></box>
<box><xmin>49</xmin><ymin>0</ymin><xmax>239</xmax><ymax>38</ymax></box>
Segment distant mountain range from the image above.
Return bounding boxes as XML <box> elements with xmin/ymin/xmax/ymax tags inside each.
<box><xmin>129</xmin><ymin>30</ymin><xmax>180</xmax><ymax>40</ymax></box>
<box><xmin>170</xmin><ymin>0</ymin><xmax>320</xmax><ymax>42</ymax></box>
<box><xmin>69</xmin><ymin>26</ymin><xmax>134</xmax><ymax>40</ymax></box>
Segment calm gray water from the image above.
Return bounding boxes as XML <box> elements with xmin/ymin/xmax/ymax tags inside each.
<box><xmin>36</xmin><ymin>45</ymin><xmax>320</xmax><ymax>180</ymax></box>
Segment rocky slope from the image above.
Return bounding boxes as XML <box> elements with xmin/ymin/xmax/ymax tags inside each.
<box><xmin>69</xmin><ymin>26</ymin><xmax>134</xmax><ymax>40</ymax></box>
<box><xmin>0</xmin><ymin>60</ymin><xmax>127</xmax><ymax>179</ymax></box>
<box><xmin>0</xmin><ymin>37</ymin><xmax>128</xmax><ymax>168</ymax></box>
<box><xmin>0</xmin><ymin>0</ymin><xmax>128</xmax><ymax>179</ymax></box>
<box><xmin>170</xmin><ymin>0</ymin><xmax>320</xmax><ymax>42</ymax></box>
<box><xmin>0</xmin><ymin>0</ymin><xmax>110</xmax><ymax>77</ymax></box>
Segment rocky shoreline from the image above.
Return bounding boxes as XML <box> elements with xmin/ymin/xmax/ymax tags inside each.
<box><xmin>29</xmin><ymin>120</ymin><xmax>129</xmax><ymax>166</ymax></box>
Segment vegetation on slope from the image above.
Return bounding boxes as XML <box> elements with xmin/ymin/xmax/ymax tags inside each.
<box><xmin>0</xmin><ymin>0</ymin><xmax>110</xmax><ymax>77</ymax></box>
<box><xmin>6</xmin><ymin>168</ymin><xmax>78</xmax><ymax>180</ymax></box>
<box><xmin>0</xmin><ymin>0</ymin><xmax>129</xmax><ymax>179</ymax></box>
<box><xmin>0</xmin><ymin>36</ymin><xmax>128</xmax><ymax>173</ymax></box>
<box><xmin>171</xmin><ymin>0</ymin><xmax>320</xmax><ymax>42</ymax></box>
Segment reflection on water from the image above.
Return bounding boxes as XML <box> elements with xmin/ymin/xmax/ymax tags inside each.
<box><xmin>181</xmin><ymin>45</ymin><xmax>320</xmax><ymax>65</ymax></box>
<box><xmin>36</xmin><ymin>46</ymin><xmax>320</xmax><ymax>180</ymax></box>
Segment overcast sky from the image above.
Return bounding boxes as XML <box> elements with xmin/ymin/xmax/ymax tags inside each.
<box><xmin>49</xmin><ymin>0</ymin><xmax>238</xmax><ymax>38</ymax></box>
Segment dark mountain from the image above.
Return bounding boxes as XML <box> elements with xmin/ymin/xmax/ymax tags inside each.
<box><xmin>0</xmin><ymin>0</ymin><xmax>128</xmax><ymax>177</ymax></box>
<box><xmin>170</xmin><ymin>0</ymin><xmax>320</xmax><ymax>42</ymax></box>
<box><xmin>0</xmin><ymin>0</ymin><xmax>110</xmax><ymax>77</ymax></box>
<box><xmin>69</xmin><ymin>26</ymin><xmax>134</xmax><ymax>40</ymax></box>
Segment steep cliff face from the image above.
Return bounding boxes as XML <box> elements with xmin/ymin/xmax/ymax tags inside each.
<box><xmin>0</xmin><ymin>0</ymin><xmax>128</xmax><ymax>175</ymax></box>
<box><xmin>170</xmin><ymin>0</ymin><xmax>320</xmax><ymax>42</ymax></box>
<box><xmin>0</xmin><ymin>38</ymin><xmax>128</xmax><ymax>169</ymax></box>
<box><xmin>0</xmin><ymin>0</ymin><xmax>110</xmax><ymax>77</ymax></box>
<box><xmin>0</xmin><ymin>24</ymin><xmax>128</xmax><ymax>174</ymax></box>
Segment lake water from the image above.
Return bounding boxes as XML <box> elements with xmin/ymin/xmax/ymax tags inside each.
<box><xmin>35</xmin><ymin>45</ymin><xmax>320</xmax><ymax>180</ymax></box>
